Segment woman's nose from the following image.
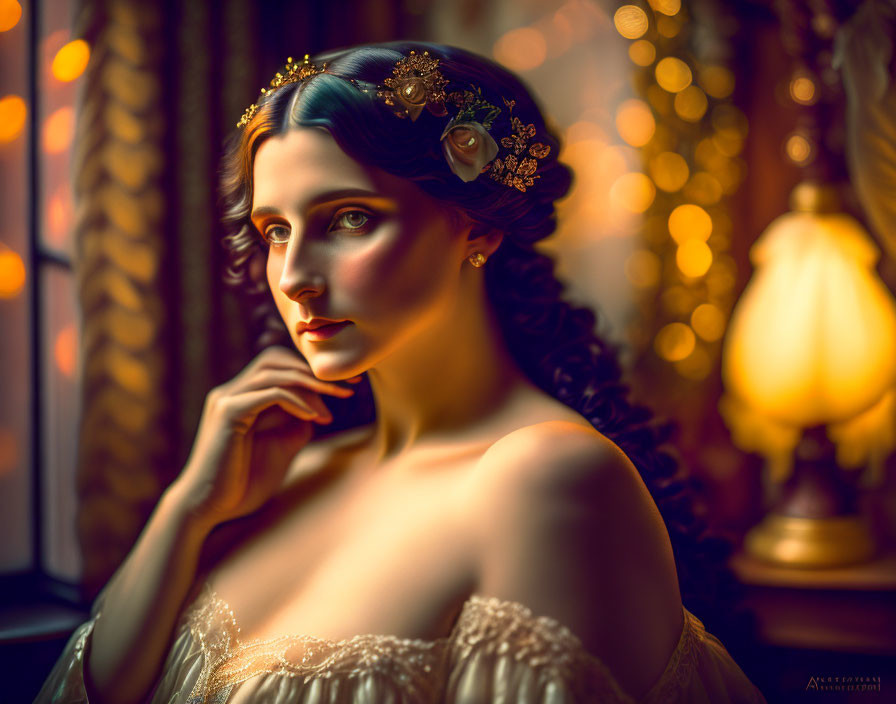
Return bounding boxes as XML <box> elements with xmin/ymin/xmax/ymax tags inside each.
<box><xmin>278</xmin><ymin>238</ymin><xmax>325</xmax><ymax>302</ymax></box>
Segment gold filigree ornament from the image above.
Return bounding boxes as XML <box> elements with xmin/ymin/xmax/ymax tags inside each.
<box><xmin>485</xmin><ymin>99</ymin><xmax>552</xmax><ymax>193</ymax></box>
<box><xmin>237</xmin><ymin>54</ymin><xmax>328</xmax><ymax>128</ymax></box>
<box><xmin>378</xmin><ymin>50</ymin><xmax>448</xmax><ymax>121</ymax></box>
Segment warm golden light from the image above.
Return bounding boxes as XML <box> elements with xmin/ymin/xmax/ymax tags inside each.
<box><xmin>47</xmin><ymin>185</ymin><xmax>73</xmax><ymax>247</ymax></box>
<box><xmin>655</xmin><ymin>322</ymin><xmax>696</xmax><ymax>361</ymax></box>
<box><xmin>698</xmin><ymin>65</ymin><xmax>735</xmax><ymax>99</ymax></box>
<box><xmin>655</xmin><ymin>57</ymin><xmax>692</xmax><ymax>93</ymax></box>
<box><xmin>628</xmin><ymin>39</ymin><xmax>656</xmax><ymax>66</ymax></box>
<box><xmin>493</xmin><ymin>27</ymin><xmax>547</xmax><ymax>72</ymax></box>
<box><xmin>789</xmin><ymin>74</ymin><xmax>816</xmax><ymax>105</ymax></box>
<box><xmin>54</xmin><ymin>323</ymin><xmax>78</xmax><ymax>378</ymax></box>
<box><xmin>625</xmin><ymin>249</ymin><xmax>661</xmax><ymax>288</ymax></box>
<box><xmin>42</xmin><ymin>106</ymin><xmax>75</xmax><ymax>153</ymax></box>
<box><xmin>649</xmin><ymin>0</ymin><xmax>682</xmax><ymax>16</ymax></box>
<box><xmin>0</xmin><ymin>248</ymin><xmax>26</xmax><ymax>298</ymax></box>
<box><xmin>723</xmin><ymin>201</ymin><xmax>896</xmax><ymax>426</ymax></box>
<box><xmin>613</xmin><ymin>5</ymin><xmax>649</xmax><ymax>40</ymax></box>
<box><xmin>649</xmin><ymin>151</ymin><xmax>689</xmax><ymax>192</ymax></box>
<box><xmin>656</xmin><ymin>15</ymin><xmax>680</xmax><ymax>38</ymax></box>
<box><xmin>691</xmin><ymin>303</ymin><xmax>726</xmax><ymax>341</ymax></box>
<box><xmin>677</xmin><ymin>239</ymin><xmax>713</xmax><ymax>278</ymax></box>
<box><xmin>0</xmin><ymin>94</ymin><xmax>26</xmax><ymax>142</ymax></box>
<box><xmin>51</xmin><ymin>39</ymin><xmax>90</xmax><ymax>82</ymax></box>
<box><xmin>674</xmin><ymin>85</ymin><xmax>708</xmax><ymax>122</ymax></box>
<box><xmin>676</xmin><ymin>345</ymin><xmax>712</xmax><ymax>380</ymax></box>
<box><xmin>0</xmin><ymin>0</ymin><xmax>21</xmax><ymax>32</ymax></box>
<box><xmin>669</xmin><ymin>203</ymin><xmax>712</xmax><ymax>243</ymax></box>
<box><xmin>785</xmin><ymin>133</ymin><xmax>813</xmax><ymax>164</ymax></box>
<box><xmin>683</xmin><ymin>172</ymin><xmax>723</xmax><ymax>205</ymax></box>
<box><xmin>610</xmin><ymin>172</ymin><xmax>656</xmax><ymax>213</ymax></box>
<box><xmin>615</xmin><ymin>99</ymin><xmax>655</xmax><ymax>147</ymax></box>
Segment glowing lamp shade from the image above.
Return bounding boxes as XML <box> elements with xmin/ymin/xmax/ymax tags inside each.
<box><xmin>723</xmin><ymin>202</ymin><xmax>896</xmax><ymax>427</ymax></box>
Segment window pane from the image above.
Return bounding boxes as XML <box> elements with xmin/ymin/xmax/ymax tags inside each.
<box><xmin>39</xmin><ymin>0</ymin><xmax>80</xmax><ymax>258</ymax></box>
<box><xmin>40</xmin><ymin>265</ymin><xmax>81</xmax><ymax>581</ymax></box>
<box><xmin>0</xmin><ymin>0</ymin><xmax>33</xmax><ymax>572</ymax></box>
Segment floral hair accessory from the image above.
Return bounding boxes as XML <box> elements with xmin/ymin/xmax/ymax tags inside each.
<box><xmin>485</xmin><ymin>98</ymin><xmax>552</xmax><ymax>192</ymax></box>
<box><xmin>237</xmin><ymin>54</ymin><xmax>328</xmax><ymax>128</ymax></box>
<box><xmin>439</xmin><ymin>87</ymin><xmax>501</xmax><ymax>182</ymax></box>
<box><xmin>377</xmin><ymin>50</ymin><xmax>448</xmax><ymax>121</ymax></box>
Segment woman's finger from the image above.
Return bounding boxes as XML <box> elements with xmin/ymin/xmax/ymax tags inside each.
<box><xmin>218</xmin><ymin>386</ymin><xmax>329</xmax><ymax>432</ymax></box>
<box><xmin>230</xmin><ymin>367</ymin><xmax>355</xmax><ymax>399</ymax></box>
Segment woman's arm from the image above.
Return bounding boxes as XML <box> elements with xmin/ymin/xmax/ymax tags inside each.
<box><xmin>83</xmin><ymin>346</ymin><xmax>352</xmax><ymax>704</ymax></box>
<box><xmin>84</xmin><ymin>484</ymin><xmax>213</xmax><ymax>704</ymax></box>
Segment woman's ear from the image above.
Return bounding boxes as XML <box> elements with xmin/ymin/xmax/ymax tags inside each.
<box><xmin>465</xmin><ymin>225</ymin><xmax>504</xmax><ymax>259</ymax></box>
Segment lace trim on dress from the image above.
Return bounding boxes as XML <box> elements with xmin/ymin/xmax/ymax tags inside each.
<box><xmin>185</xmin><ymin>583</ymin><xmax>447</xmax><ymax>702</ymax></box>
<box><xmin>447</xmin><ymin>594</ymin><xmax>637</xmax><ymax>703</ymax></box>
<box><xmin>640</xmin><ymin>607</ymin><xmax>704</xmax><ymax>703</ymax></box>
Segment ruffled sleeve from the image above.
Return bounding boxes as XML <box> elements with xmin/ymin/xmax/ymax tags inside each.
<box><xmin>442</xmin><ymin>595</ymin><xmax>635</xmax><ymax>703</ymax></box>
<box><xmin>442</xmin><ymin>597</ymin><xmax>767</xmax><ymax>704</ymax></box>
<box><xmin>33</xmin><ymin>586</ymin><xmax>109</xmax><ymax>703</ymax></box>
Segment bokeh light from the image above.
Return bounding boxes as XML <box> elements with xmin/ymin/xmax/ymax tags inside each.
<box><xmin>42</xmin><ymin>106</ymin><xmax>75</xmax><ymax>153</ymax></box>
<box><xmin>629</xmin><ymin>39</ymin><xmax>656</xmax><ymax>66</ymax></box>
<box><xmin>676</xmin><ymin>239</ymin><xmax>713</xmax><ymax>277</ymax></box>
<box><xmin>614</xmin><ymin>5</ymin><xmax>649</xmax><ymax>40</ymax></box>
<box><xmin>683</xmin><ymin>172</ymin><xmax>723</xmax><ymax>205</ymax></box>
<box><xmin>47</xmin><ymin>185</ymin><xmax>73</xmax><ymax>247</ymax></box>
<box><xmin>676</xmin><ymin>344</ymin><xmax>712</xmax><ymax>380</ymax></box>
<box><xmin>52</xmin><ymin>39</ymin><xmax>90</xmax><ymax>82</ymax></box>
<box><xmin>789</xmin><ymin>73</ymin><xmax>817</xmax><ymax>105</ymax></box>
<box><xmin>673</xmin><ymin>85</ymin><xmax>708</xmax><ymax>122</ymax></box>
<box><xmin>0</xmin><ymin>0</ymin><xmax>21</xmax><ymax>32</ymax></box>
<box><xmin>610</xmin><ymin>172</ymin><xmax>656</xmax><ymax>213</ymax></box>
<box><xmin>655</xmin><ymin>322</ymin><xmax>696</xmax><ymax>361</ymax></box>
<box><xmin>655</xmin><ymin>57</ymin><xmax>692</xmax><ymax>93</ymax></box>
<box><xmin>625</xmin><ymin>249</ymin><xmax>662</xmax><ymax>289</ymax></box>
<box><xmin>0</xmin><ymin>95</ymin><xmax>27</xmax><ymax>142</ymax></box>
<box><xmin>649</xmin><ymin>0</ymin><xmax>682</xmax><ymax>16</ymax></box>
<box><xmin>649</xmin><ymin>151</ymin><xmax>689</xmax><ymax>192</ymax></box>
<box><xmin>615</xmin><ymin>99</ymin><xmax>655</xmax><ymax>147</ymax></box>
<box><xmin>691</xmin><ymin>302</ymin><xmax>727</xmax><ymax>341</ymax></box>
<box><xmin>698</xmin><ymin>65</ymin><xmax>735</xmax><ymax>99</ymax></box>
<box><xmin>54</xmin><ymin>323</ymin><xmax>78</xmax><ymax>378</ymax></box>
<box><xmin>493</xmin><ymin>27</ymin><xmax>547</xmax><ymax>72</ymax></box>
<box><xmin>669</xmin><ymin>203</ymin><xmax>712</xmax><ymax>243</ymax></box>
<box><xmin>0</xmin><ymin>248</ymin><xmax>26</xmax><ymax>298</ymax></box>
<box><xmin>785</xmin><ymin>132</ymin><xmax>813</xmax><ymax>164</ymax></box>
<box><xmin>656</xmin><ymin>15</ymin><xmax>681</xmax><ymax>38</ymax></box>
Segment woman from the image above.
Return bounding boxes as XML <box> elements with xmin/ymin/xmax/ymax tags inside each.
<box><xmin>37</xmin><ymin>42</ymin><xmax>767</xmax><ymax>703</ymax></box>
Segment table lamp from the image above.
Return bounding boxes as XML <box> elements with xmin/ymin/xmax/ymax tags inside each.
<box><xmin>721</xmin><ymin>181</ymin><xmax>896</xmax><ymax>568</ymax></box>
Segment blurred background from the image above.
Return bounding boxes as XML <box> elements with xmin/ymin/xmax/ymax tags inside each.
<box><xmin>1</xmin><ymin>0</ymin><xmax>895</xmax><ymax>701</ymax></box>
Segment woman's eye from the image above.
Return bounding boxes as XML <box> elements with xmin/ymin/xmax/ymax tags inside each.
<box><xmin>332</xmin><ymin>210</ymin><xmax>371</xmax><ymax>232</ymax></box>
<box><xmin>263</xmin><ymin>224</ymin><xmax>290</xmax><ymax>246</ymax></box>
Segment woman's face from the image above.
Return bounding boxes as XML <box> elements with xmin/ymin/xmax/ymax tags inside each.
<box><xmin>252</xmin><ymin>127</ymin><xmax>473</xmax><ymax>381</ymax></box>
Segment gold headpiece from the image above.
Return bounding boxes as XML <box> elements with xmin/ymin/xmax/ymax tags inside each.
<box><xmin>237</xmin><ymin>55</ymin><xmax>328</xmax><ymax>128</ymax></box>
<box><xmin>377</xmin><ymin>50</ymin><xmax>448</xmax><ymax>121</ymax></box>
<box><xmin>237</xmin><ymin>50</ymin><xmax>551</xmax><ymax>192</ymax></box>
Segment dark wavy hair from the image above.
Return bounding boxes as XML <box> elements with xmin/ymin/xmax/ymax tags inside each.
<box><xmin>219</xmin><ymin>41</ymin><xmax>749</xmax><ymax>645</ymax></box>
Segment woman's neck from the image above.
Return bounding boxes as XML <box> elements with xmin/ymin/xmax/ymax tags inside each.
<box><xmin>365</xmin><ymin>275</ymin><xmax>531</xmax><ymax>463</ymax></box>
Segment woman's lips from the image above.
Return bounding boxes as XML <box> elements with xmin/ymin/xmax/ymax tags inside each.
<box><xmin>301</xmin><ymin>321</ymin><xmax>352</xmax><ymax>341</ymax></box>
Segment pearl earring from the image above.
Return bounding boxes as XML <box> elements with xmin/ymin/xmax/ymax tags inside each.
<box><xmin>468</xmin><ymin>252</ymin><xmax>487</xmax><ymax>267</ymax></box>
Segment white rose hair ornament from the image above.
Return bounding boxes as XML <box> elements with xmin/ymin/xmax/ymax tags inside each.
<box><xmin>237</xmin><ymin>50</ymin><xmax>552</xmax><ymax>193</ymax></box>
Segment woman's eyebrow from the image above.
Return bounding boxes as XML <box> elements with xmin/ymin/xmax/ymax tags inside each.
<box><xmin>251</xmin><ymin>188</ymin><xmax>398</xmax><ymax>222</ymax></box>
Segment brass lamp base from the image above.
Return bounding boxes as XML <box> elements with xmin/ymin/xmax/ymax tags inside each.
<box><xmin>745</xmin><ymin>514</ymin><xmax>877</xmax><ymax>568</ymax></box>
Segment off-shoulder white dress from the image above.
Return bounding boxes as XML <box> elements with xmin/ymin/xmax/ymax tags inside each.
<box><xmin>36</xmin><ymin>579</ymin><xmax>767</xmax><ymax>703</ymax></box>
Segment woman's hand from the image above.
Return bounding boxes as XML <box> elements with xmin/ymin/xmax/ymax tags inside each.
<box><xmin>169</xmin><ymin>346</ymin><xmax>357</xmax><ymax>529</ymax></box>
